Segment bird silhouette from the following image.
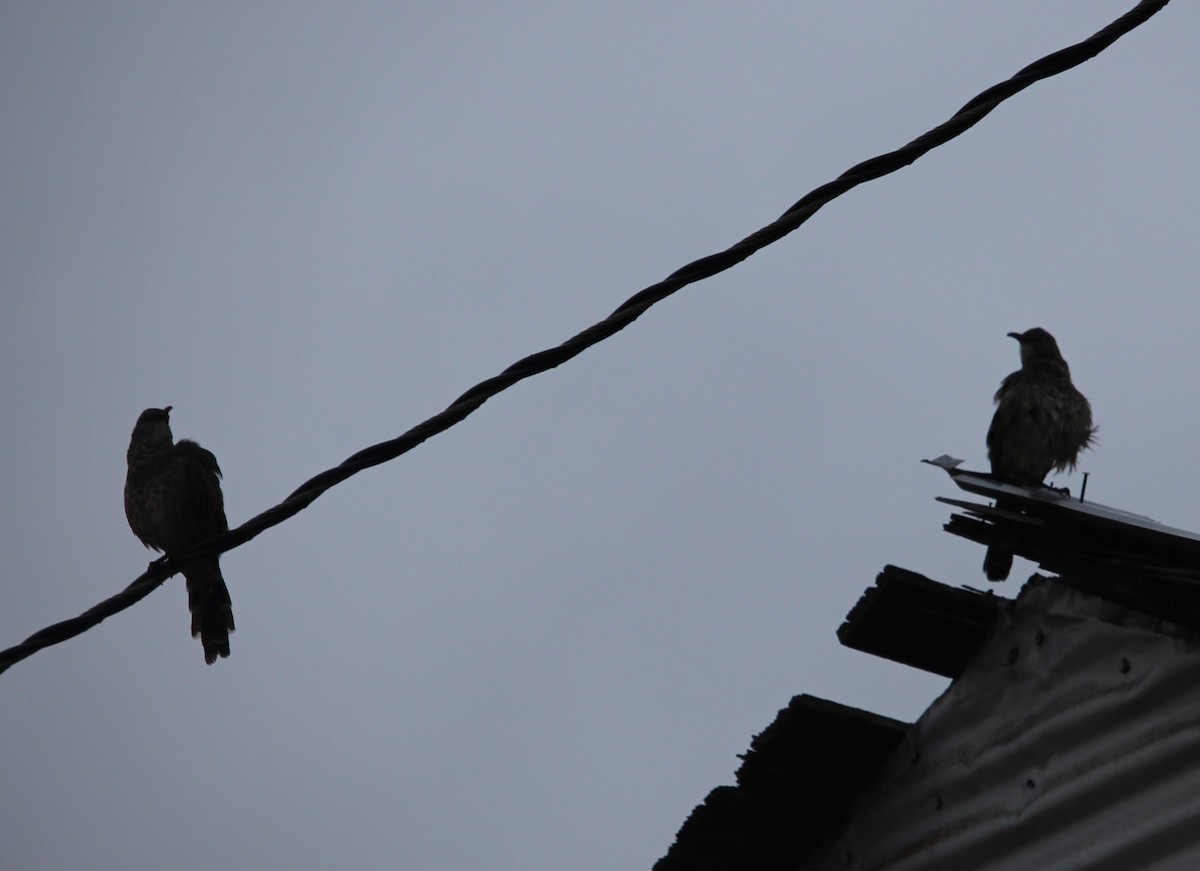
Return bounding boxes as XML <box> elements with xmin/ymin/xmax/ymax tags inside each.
<box><xmin>125</xmin><ymin>407</ymin><xmax>235</xmax><ymax>663</ymax></box>
<box><xmin>984</xmin><ymin>328</ymin><xmax>1095</xmax><ymax>581</ymax></box>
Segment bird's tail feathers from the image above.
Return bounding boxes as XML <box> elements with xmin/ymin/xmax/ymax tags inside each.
<box><xmin>185</xmin><ymin>563</ymin><xmax>235</xmax><ymax>665</ymax></box>
<box><xmin>983</xmin><ymin>545</ymin><xmax>1013</xmax><ymax>582</ymax></box>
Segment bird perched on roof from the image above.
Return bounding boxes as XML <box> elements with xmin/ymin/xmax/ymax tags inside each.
<box><xmin>983</xmin><ymin>328</ymin><xmax>1095</xmax><ymax>581</ymax></box>
<box><xmin>125</xmin><ymin>407</ymin><xmax>235</xmax><ymax>663</ymax></box>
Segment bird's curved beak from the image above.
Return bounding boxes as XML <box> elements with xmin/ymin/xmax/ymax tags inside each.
<box><xmin>1006</xmin><ymin>332</ymin><xmax>1022</xmax><ymax>341</ymax></box>
<box><xmin>164</xmin><ymin>405</ymin><xmax>173</xmax><ymax>415</ymax></box>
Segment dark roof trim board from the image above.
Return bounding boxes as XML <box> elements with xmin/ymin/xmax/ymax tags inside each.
<box><xmin>838</xmin><ymin>565</ymin><xmax>1003</xmax><ymax>678</ymax></box>
<box><xmin>654</xmin><ymin>695</ymin><xmax>908</xmax><ymax>871</ymax></box>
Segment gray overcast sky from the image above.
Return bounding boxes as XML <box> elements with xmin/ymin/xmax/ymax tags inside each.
<box><xmin>1</xmin><ymin>3</ymin><xmax>1195</xmax><ymax>869</ymax></box>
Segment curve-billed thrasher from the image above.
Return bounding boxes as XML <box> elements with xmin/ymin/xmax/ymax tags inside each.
<box><xmin>125</xmin><ymin>407</ymin><xmax>235</xmax><ymax>663</ymax></box>
<box><xmin>983</xmin><ymin>328</ymin><xmax>1095</xmax><ymax>580</ymax></box>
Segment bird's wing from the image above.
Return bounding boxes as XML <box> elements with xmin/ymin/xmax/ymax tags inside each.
<box><xmin>173</xmin><ymin>441</ymin><xmax>229</xmax><ymax>537</ymax></box>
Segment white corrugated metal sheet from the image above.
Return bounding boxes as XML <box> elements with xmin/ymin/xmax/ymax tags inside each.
<box><xmin>805</xmin><ymin>579</ymin><xmax>1200</xmax><ymax>871</ymax></box>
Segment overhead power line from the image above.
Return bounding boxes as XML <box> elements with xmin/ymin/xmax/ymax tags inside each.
<box><xmin>0</xmin><ymin>0</ymin><xmax>1170</xmax><ymax>675</ymax></box>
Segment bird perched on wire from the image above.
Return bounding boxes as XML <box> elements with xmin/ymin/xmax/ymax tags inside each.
<box><xmin>983</xmin><ymin>328</ymin><xmax>1095</xmax><ymax>581</ymax></box>
<box><xmin>125</xmin><ymin>407</ymin><xmax>235</xmax><ymax>663</ymax></box>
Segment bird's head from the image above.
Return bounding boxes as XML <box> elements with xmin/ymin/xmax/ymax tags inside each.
<box><xmin>130</xmin><ymin>406</ymin><xmax>175</xmax><ymax>448</ymax></box>
<box><xmin>1008</xmin><ymin>328</ymin><xmax>1064</xmax><ymax>367</ymax></box>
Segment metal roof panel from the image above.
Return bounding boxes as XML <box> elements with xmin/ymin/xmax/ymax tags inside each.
<box><xmin>804</xmin><ymin>580</ymin><xmax>1200</xmax><ymax>870</ymax></box>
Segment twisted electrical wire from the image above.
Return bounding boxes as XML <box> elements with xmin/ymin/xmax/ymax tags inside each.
<box><xmin>0</xmin><ymin>0</ymin><xmax>1169</xmax><ymax>675</ymax></box>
